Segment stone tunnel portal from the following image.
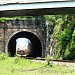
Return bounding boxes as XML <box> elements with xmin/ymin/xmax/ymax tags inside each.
<box><xmin>8</xmin><ymin>31</ymin><xmax>42</xmax><ymax>57</ymax></box>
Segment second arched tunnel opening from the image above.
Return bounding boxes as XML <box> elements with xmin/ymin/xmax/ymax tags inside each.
<box><xmin>8</xmin><ymin>31</ymin><xmax>42</xmax><ymax>57</ymax></box>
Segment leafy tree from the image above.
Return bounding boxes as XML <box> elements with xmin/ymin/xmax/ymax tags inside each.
<box><xmin>64</xmin><ymin>30</ymin><xmax>75</xmax><ymax>60</ymax></box>
<box><xmin>45</xmin><ymin>14</ymin><xmax>75</xmax><ymax>60</ymax></box>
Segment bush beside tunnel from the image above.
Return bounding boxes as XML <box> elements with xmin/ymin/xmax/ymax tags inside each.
<box><xmin>8</xmin><ymin>31</ymin><xmax>42</xmax><ymax>57</ymax></box>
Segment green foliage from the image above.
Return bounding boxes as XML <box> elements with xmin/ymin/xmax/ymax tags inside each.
<box><xmin>64</xmin><ymin>30</ymin><xmax>75</xmax><ymax>60</ymax></box>
<box><xmin>0</xmin><ymin>56</ymin><xmax>74</xmax><ymax>75</ymax></box>
<box><xmin>0</xmin><ymin>14</ymin><xmax>75</xmax><ymax>60</ymax></box>
<box><xmin>0</xmin><ymin>16</ymin><xmax>46</xmax><ymax>29</ymax></box>
<box><xmin>58</xmin><ymin>28</ymin><xmax>73</xmax><ymax>57</ymax></box>
<box><xmin>45</xmin><ymin>14</ymin><xmax>75</xmax><ymax>60</ymax></box>
<box><xmin>0</xmin><ymin>17</ymin><xmax>12</xmax><ymax>22</ymax></box>
<box><xmin>0</xmin><ymin>16</ymin><xmax>27</xmax><ymax>22</ymax></box>
<box><xmin>0</xmin><ymin>53</ymin><xmax>8</xmax><ymax>60</ymax></box>
<box><xmin>45</xmin><ymin>15</ymin><xmax>56</xmax><ymax>35</ymax></box>
<box><xmin>14</xmin><ymin>56</ymin><xmax>20</xmax><ymax>64</ymax></box>
<box><xmin>45</xmin><ymin>55</ymin><xmax>52</xmax><ymax>67</ymax></box>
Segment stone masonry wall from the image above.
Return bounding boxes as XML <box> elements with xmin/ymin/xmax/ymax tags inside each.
<box><xmin>0</xmin><ymin>19</ymin><xmax>46</xmax><ymax>57</ymax></box>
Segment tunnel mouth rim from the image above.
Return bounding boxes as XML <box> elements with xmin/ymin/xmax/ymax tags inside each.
<box><xmin>8</xmin><ymin>31</ymin><xmax>42</xmax><ymax>57</ymax></box>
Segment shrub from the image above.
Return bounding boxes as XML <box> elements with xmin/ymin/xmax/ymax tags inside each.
<box><xmin>45</xmin><ymin>55</ymin><xmax>52</xmax><ymax>67</ymax></box>
<box><xmin>0</xmin><ymin>53</ymin><xmax>8</xmax><ymax>60</ymax></box>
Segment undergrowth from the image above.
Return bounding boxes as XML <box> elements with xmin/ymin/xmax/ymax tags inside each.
<box><xmin>0</xmin><ymin>53</ymin><xmax>74</xmax><ymax>75</ymax></box>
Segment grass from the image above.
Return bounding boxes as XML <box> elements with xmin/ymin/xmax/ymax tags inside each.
<box><xmin>0</xmin><ymin>54</ymin><xmax>75</xmax><ymax>75</ymax></box>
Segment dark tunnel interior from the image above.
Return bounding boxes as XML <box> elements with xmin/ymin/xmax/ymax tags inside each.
<box><xmin>8</xmin><ymin>31</ymin><xmax>42</xmax><ymax>57</ymax></box>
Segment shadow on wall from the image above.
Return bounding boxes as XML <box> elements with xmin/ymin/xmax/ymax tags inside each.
<box><xmin>8</xmin><ymin>31</ymin><xmax>42</xmax><ymax>57</ymax></box>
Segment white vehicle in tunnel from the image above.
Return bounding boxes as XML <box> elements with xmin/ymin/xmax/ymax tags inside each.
<box><xmin>16</xmin><ymin>38</ymin><xmax>32</xmax><ymax>56</ymax></box>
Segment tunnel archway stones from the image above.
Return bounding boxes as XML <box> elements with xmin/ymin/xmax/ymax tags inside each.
<box><xmin>6</xmin><ymin>29</ymin><xmax>46</xmax><ymax>57</ymax></box>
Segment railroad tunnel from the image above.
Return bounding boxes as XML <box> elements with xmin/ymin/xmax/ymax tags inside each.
<box><xmin>8</xmin><ymin>31</ymin><xmax>42</xmax><ymax>57</ymax></box>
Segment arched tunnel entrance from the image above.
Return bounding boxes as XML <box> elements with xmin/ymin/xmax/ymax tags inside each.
<box><xmin>8</xmin><ymin>31</ymin><xmax>42</xmax><ymax>57</ymax></box>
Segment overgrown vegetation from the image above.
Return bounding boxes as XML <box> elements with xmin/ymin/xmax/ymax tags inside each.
<box><xmin>45</xmin><ymin>14</ymin><xmax>75</xmax><ymax>60</ymax></box>
<box><xmin>0</xmin><ymin>53</ymin><xmax>74</xmax><ymax>75</ymax></box>
<box><xmin>0</xmin><ymin>53</ymin><xmax>8</xmax><ymax>60</ymax></box>
<box><xmin>0</xmin><ymin>14</ymin><xmax>75</xmax><ymax>60</ymax></box>
<box><xmin>45</xmin><ymin>55</ymin><xmax>52</xmax><ymax>66</ymax></box>
<box><xmin>0</xmin><ymin>16</ymin><xmax>27</xmax><ymax>22</ymax></box>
